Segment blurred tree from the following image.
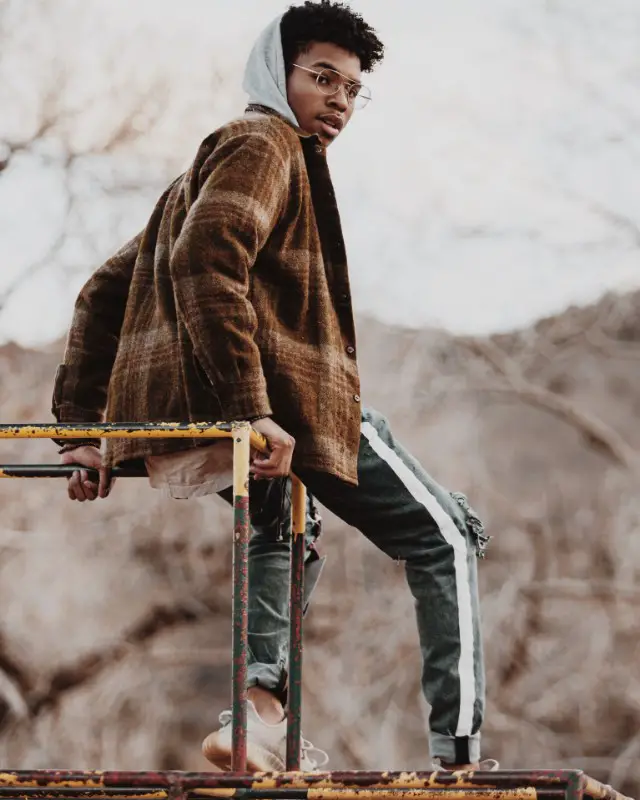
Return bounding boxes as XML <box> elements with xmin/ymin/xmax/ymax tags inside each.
<box><xmin>0</xmin><ymin>0</ymin><xmax>226</xmax><ymax>321</ymax></box>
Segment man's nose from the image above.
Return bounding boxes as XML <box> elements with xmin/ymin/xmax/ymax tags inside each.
<box><xmin>328</xmin><ymin>86</ymin><xmax>349</xmax><ymax>111</ymax></box>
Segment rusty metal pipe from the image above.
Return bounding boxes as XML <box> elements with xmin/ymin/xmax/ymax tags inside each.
<box><xmin>0</xmin><ymin>790</ymin><xmax>557</xmax><ymax>800</ymax></box>
<box><xmin>0</xmin><ymin>770</ymin><xmax>620</xmax><ymax>792</ymax></box>
<box><xmin>231</xmin><ymin>422</ymin><xmax>252</xmax><ymax>772</ymax></box>
<box><xmin>285</xmin><ymin>477</ymin><xmax>307</xmax><ymax>770</ymax></box>
<box><xmin>0</xmin><ymin>793</ymin><xmax>168</xmax><ymax>799</ymax></box>
<box><xmin>190</xmin><ymin>789</ymin><xmax>544</xmax><ymax>799</ymax></box>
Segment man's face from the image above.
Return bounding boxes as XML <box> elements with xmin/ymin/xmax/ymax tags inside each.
<box><xmin>286</xmin><ymin>41</ymin><xmax>363</xmax><ymax>147</ymax></box>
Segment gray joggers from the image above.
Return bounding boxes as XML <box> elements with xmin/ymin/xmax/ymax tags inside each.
<box><xmin>219</xmin><ymin>407</ymin><xmax>487</xmax><ymax>765</ymax></box>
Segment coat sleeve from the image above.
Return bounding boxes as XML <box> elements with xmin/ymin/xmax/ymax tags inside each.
<box><xmin>169</xmin><ymin>129</ymin><xmax>291</xmax><ymax>421</ymax></box>
<box><xmin>51</xmin><ymin>231</ymin><xmax>142</xmax><ymax>444</ymax></box>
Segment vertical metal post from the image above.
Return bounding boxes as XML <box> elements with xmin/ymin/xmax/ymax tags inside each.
<box><xmin>564</xmin><ymin>771</ymin><xmax>584</xmax><ymax>800</ymax></box>
<box><xmin>286</xmin><ymin>476</ymin><xmax>307</xmax><ymax>770</ymax></box>
<box><xmin>231</xmin><ymin>422</ymin><xmax>251</xmax><ymax>772</ymax></box>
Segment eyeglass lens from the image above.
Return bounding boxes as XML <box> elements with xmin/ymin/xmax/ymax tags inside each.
<box><xmin>316</xmin><ymin>69</ymin><xmax>371</xmax><ymax>109</ymax></box>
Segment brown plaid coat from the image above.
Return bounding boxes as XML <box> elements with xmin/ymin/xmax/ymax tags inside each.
<box><xmin>52</xmin><ymin>109</ymin><xmax>362</xmax><ymax>484</ymax></box>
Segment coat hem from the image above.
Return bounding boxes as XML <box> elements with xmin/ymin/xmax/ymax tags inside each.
<box><xmin>105</xmin><ymin>439</ymin><xmax>359</xmax><ymax>487</ymax></box>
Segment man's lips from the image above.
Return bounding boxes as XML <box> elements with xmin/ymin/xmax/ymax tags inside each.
<box><xmin>318</xmin><ymin>114</ymin><xmax>344</xmax><ymax>137</ymax></box>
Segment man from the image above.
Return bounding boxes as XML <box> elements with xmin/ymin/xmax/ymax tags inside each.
<box><xmin>53</xmin><ymin>0</ymin><xmax>495</xmax><ymax>774</ymax></box>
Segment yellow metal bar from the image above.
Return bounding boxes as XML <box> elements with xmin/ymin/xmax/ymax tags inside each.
<box><xmin>291</xmin><ymin>476</ymin><xmax>307</xmax><ymax>538</ymax></box>
<box><xmin>234</xmin><ymin>777</ymin><xmax>527</xmax><ymax>791</ymax></box>
<box><xmin>304</xmin><ymin>791</ymin><xmax>537</xmax><ymax>800</ymax></box>
<box><xmin>250</xmin><ymin>430</ymin><xmax>268</xmax><ymax>454</ymax></box>
<box><xmin>0</xmin><ymin>424</ymin><xmax>206</xmax><ymax>440</ymax></box>
<box><xmin>0</xmin><ymin>780</ymin><xmax>106</xmax><ymax>789</ymax></box>
<box><xmin>0</xmin><ymin>424</ymin><xmax>226</xmax><ymax>440</ymax></box>
<box><xmin>0</xmin><ymin>423</ymin><xmax>268</xmax><ymax>452</ymax></box>
<box><xmin>3</xmin><ymin>794</ymin><xmax>170</xmax><ymax>799</ymax></box>
<box><xmin>232</xmin><ymin>422</ymin><xmax>252</xmax><ymax>498</ymax></box>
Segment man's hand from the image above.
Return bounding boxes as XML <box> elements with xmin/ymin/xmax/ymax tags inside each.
<box><xmin>60</xmin><ymin>445</ymin><xmax>115</xmax><ymax>502</ymax></box>
<box><xmin>250</xmin><ymin>417</ymin><xmax>295</xmax><ymax>479</ymax></box>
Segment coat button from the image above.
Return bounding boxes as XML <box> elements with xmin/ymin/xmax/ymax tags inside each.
<box><xmin>346</xmin><ymin>346</ymin><xmax>355</xmax><ymax>355</ymax></box>
<box><xmin>354</xmin><ymin>394</ymin><xmax>361</xmax><ymax>402</ymax></box>
<box><xmin>315</xmin><ymin>144</ymin><xmax>324</xmax><ymax>155</ymax></box>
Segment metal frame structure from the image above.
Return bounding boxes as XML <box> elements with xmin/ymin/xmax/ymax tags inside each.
<box><xmin>0</xmin><ymin>768</ymin><xmax>631</xmax><ymax>800</ymax></box>
<box><xmin>0</xmin><ymin>423</ymin><xmax>632</xmax><ymax>800</ymax></box>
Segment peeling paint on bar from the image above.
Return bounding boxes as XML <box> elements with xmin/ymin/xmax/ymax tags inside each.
<box><xmin>0</xmin><ymin>771</ymin><xmax>632</xmax><ymax>799</ymax></box>
<box><xmin>286</xmin><ymin>478</ymin><xmax>307</xmax><ymax>770</ymax></box>
<box><xmin>0</xmin><ymin>793</ymin><xmax>168</xmax><ymax>799</ymax></box>
<box><xmin>0</xmin><ymin>423</ymin><xmax>268</xmax><ymax>454</ymax></box>
<box><xmin>0</xmin><ymin>791</ymin><xmax>541</xmax><ymax>800</ymax></box>
<box><xmin>0</xmin><ymin>423</ymin><xmax>232</xmax><ymax>440</ymax></box>
<box><xmin>190</xmin><ymin>790</ymin><xmax>539</xmax><ymax>799</ymax></box>
<box><xmin>231</xmin><ymin>422</ymin><xmax>252</xmax><ymax>772</ymax></box>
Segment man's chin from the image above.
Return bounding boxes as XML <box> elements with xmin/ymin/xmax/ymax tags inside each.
<box><xmin>317</xmin><ymin>130</ymin><xmax>338</xmax><ymax>148</ymax></box>
<box><xmin>314</xmin><ymin>118</ymin><xmax>343</xmax><ymax>145</ymax></box>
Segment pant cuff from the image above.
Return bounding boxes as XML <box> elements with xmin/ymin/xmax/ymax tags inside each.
<box><xmin>247</xmin><ymin>663</ymin><xmax>288</xmax><ymax>705</ymax></box>
<box><xmin>430</xmin><ymin>732</ymin><xmax>481</xmax><ymax>764</ymax></box>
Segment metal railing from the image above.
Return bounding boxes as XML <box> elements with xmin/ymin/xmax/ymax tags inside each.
<box><xmin>0</xmin><ymin>422</ymin><xmax>307</xmax><ymax>773</ymax></box>
<box><xmin>0</xmin><ymin>767</ymin><xmax>632</xmax><ymax>799</ymax></box>
<box><xmin>0</xmin><ymin>422</ymin><xmax>633</xmax><ymax>800</ymax></box>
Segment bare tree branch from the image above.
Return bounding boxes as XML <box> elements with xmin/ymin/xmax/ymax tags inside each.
<box><xmin>0</xmin><ymin>600</ymin><xmax>217</xmax><ymax>730</ymax></box>
<box><xmin>0</xmin><ymin>6</ymin><xmax>179</xmax><ymax>323</ymax></box>
<box><xmin>459</xmin><ymin>337</ymin><xmax>638</xmax><ymax>469</ymax></box>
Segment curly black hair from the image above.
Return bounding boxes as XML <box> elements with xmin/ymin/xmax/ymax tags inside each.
<box><xmin>280</xmin><ymin>1</ymin><xmax>384</xmax><ymax>75</ymax></box>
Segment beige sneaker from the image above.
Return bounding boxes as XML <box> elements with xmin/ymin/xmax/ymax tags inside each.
<box><xmin>202</xmin><ymin>702</ymin><xmax>329</xmax><ymax>772</ymax></box>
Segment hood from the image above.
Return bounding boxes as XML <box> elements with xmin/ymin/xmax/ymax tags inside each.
<box><xmin>242</xmin><ymin>15</ymin><xmax>299</xmax><ymax>128</ymax></box>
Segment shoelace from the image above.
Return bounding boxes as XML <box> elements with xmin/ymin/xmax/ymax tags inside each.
<box><xmin>301</xmin><ymin>736</ymin><xmax>329</xmax><ymax>769</ymax></box>
<box><xmin>218</xmin><ymin>710</ymin><xmax>328</xmax><ymax>769</ymax></box>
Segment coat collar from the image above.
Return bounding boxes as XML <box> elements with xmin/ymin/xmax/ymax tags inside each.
<box><xmin>245</xmin><ymin>103</ymin><xmax>324</xmax><ymax>149</ymax></box>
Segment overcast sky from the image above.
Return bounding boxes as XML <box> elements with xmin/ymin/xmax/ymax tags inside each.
<box><xmin>1</xmin><ymin>0</ymin><xmax>639</xmax><ymax>346</ymax></box>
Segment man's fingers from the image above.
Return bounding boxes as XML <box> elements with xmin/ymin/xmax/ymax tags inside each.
<box><xmin>71</xmin><ymin>472</ymin><xmax>84</xmax><ymax>501</ymax></box>
<box><xmin>253</xmin><ymin>442</ymin><xmax>292</xmax><ymax>465</ymax></box>
<box><xmin>250</xmin><ymin>456</ymin><xmax>289</xmax><ymax>473</ymax></box>
<box><xmin>252</xmin><ymin>452</ymin><xmax>278</xmax><ymax>468</ymax></box>
<box><xmin>61</xmin><ymin>449</ymin><xmax>105</xmax><ymax>502</ymax></box>
<box><xmin>79</xmin><ymin>469</ymin><xmax>96</xmax><ymax>502</ymax></box>
<box><xmin>249</xmin><ymin>429</ymin><xmax>295</xmax><ymax>477</ymax></box>
<box><xmin>68</xmin><ymin>471</ymin><xmax>86</xmax><ymax>502</ymax></box>
<box><xmin>250</xmin><ymin>457</ymin><xmax>293</xmax><ymax>479</ymax></box>
<box><xmin>98</xmin><ymin>467</ymin><xmax>112</xmax><ymax>499</ymax></box>
<box><xmin>66</xmin><ymin>469</ymin><xmax>99</xmax><ymax>501</ymax></box>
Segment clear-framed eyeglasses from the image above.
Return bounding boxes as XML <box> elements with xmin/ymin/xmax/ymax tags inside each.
<box><xmin>292</xmin><ymin>64</ymin><xmax>372</xmax><ymax>110</ymax></box>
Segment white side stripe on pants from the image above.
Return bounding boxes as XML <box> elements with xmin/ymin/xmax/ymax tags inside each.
<box><xmin>360</xmin><ymin>421</ymin><xmax>476</xmax><ymax>737</ymax></box>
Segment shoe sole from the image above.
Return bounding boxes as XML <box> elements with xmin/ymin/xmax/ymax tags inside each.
<box><xmin>202</xmin><ymin>734</ymin><xmax>284</xmax><ymax>773</ymax></box>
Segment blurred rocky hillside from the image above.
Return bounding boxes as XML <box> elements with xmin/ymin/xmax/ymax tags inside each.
<box><xmin>0</xmin><ymin>290</ymin><xmax>639</xmax><ymax>797</ymax></box>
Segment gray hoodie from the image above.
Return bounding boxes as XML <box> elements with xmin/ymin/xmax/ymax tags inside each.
<box><xmin>242</xmin><ymin>15</ymin><xmax>300</xmax><ymax>128</ymax></box>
